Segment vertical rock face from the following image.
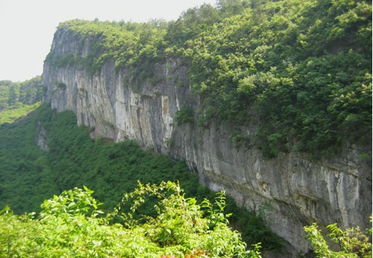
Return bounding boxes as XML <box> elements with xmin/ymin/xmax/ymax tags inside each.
<box><xmin>43</xmin><ymin>29</ymin><xmax>372</xmax><ymax>256</ymax></box>
<box><xmin>36</xmin><ymin>121</ymin><xmax>49</xmax><ymax>151</ymax></box>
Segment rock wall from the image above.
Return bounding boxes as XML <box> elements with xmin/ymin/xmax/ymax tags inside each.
<box><xmin>43</xmin><ymin>28</ymin><xmax>372</xmax><ymax>256</ymax></box>
<box><xmin>35</xmin><ymin>121</ymin><xmax>49</xmax><ymax>151</ymax></box>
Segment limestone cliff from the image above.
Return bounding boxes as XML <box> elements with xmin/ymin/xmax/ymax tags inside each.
<box><xmin>43</xmin><ymin>27</ymin><xmax>372</xmax><ymax>256</ymax></box>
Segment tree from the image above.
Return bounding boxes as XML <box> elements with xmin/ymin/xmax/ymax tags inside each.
<box><xmin>7</xmin><ymin>85</ymin><xmax>17</xmax><ymax>106</ymax></box>
<box><xmin>0</xmin><ymin>183</ymin><xmax>262</xmax><ymax>257</ymax></box>
<box><xmin>304</xmin><ymin>222</ymin><xmax>372</xmax><ymax>258</ymax></box>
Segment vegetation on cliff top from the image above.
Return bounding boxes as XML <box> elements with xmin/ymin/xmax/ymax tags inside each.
<box><xmin>45</xmin><ymin>20</ymin><xmax>168</xmax><ymax>76</ymax></box>
<box><xmin>184</xmin><ymin>0</ymin><xmax>371</xmax><ymax>158</ymax></box>
<box><xmin>45</xmin><ymin>0</ymin><xmax>371</xmax><ymax>158</ymax></box>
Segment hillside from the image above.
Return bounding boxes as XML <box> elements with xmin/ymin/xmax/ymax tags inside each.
<box><xmin>0</xmin><ymin>76</ymin><xmax>44</xmax><ymax>123</ymax></box>
<box><xmin>0</xmin><ymin>0</ymin><xmax>371</xmax><ymax>256</ymax></box>
<box><xmin>0</xmin><ymin>76</ymin><xmax>44</xmax><ymax>110</ymax></box>
<box><xmin>45</xmin><ymin>0</ymin><xmax>371</xmax><ymax>157</ymax></box>
<box><xmin>0</xmin><ymin>105</ymin><xmax>282</xmax><ymax>252</ymax></box>
<box><xmin>41</xmin><ymin>0</ymin><xmax>371</xmax><ymax>255</ymax></box>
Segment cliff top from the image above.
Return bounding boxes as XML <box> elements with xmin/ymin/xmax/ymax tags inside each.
<box><xmin>45</xmin><ymin>0</ymin><xmax>372</xmax><ymax>158</ymax></box>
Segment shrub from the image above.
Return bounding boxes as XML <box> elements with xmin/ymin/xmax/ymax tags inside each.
<box><xmin>304</xmin><ymin>222</ymin><xmax>372</xmax><ymax>258</ymax></box>
<box><xmin>175</xmin><ymin>107</ymin><xmax>194</xmax><ymax>125</ymax></box>
<box><xmin>0</xmin><ymin>183</ymin><xmax>261</xmax><ymax>257</ymax></box>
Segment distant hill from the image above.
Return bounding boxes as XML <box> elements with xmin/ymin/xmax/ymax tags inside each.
<box><xmin>0</xmin><ymin>76</ymin><xmax>44</xmax><ymax>111</ymax></box>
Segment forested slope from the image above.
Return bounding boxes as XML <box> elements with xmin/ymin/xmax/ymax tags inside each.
<box><xmin>0</xmin><ymin>76</ymin><xmax>44</xmax><ymax>123</ymax></box>
<box><xmin>0</xmin><ymin>0</ymin><xmax>371</xmax><ymax>256</ymax></box>
<box><xmin>0</xmin><ymin>105</ymin><xmax>282</xmax><ymax>251</ymax></box>
<box><xmin>0</xmin><ymin>76</ymin><xmax>44</xmax><ymax>110</ymax></box>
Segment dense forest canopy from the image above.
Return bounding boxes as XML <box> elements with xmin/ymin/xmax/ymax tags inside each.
<box><xmin>45</xmin><ymin>0</ymin><xmax>372</xmax><ymax>158</ymax></box>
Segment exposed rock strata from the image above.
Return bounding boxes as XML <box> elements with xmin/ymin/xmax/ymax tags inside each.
<box><xmin>43</xmin><ymin>28</ymin><xmax>372</xmax><ymax>256</ymax></box>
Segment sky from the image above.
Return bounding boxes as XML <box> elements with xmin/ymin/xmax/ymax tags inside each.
<box><xmin>0</xmin><ymin>0</ymin><xmax>217</xmax><ymax>82</ymax></box>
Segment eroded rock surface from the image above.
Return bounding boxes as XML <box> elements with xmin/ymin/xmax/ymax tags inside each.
<box><xmin>36</xmin><ymin>121</ymin><xmax>49</xmax><ymax>151</ymax></box>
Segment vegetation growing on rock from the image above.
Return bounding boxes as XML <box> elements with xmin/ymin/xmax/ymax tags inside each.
<box><xmin>1</xmin><ymin>0</ymin><xmax>370</xmax><ymax>256</ymax></box>
<box><xmin>45</xmin><ymin>0</ymin><xmax>371</xmax><ymax>158</ymax></box>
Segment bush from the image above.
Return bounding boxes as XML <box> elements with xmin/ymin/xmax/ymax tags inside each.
<box><xmin>304</xmin><ymin>222</ymin><xmax>372</xmax><ymax>257</ymax></box>
<box><xmin>0</xmin><ymin>182</ymin><xmax>261</xmax><ymax>257</ymax></box>
<box><xmin>175</xmin><ymin>107</ymin><xmax>194</xmax><ymax>125</ymax></box>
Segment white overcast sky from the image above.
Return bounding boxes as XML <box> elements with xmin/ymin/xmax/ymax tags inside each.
<box><xmin>0</xmin><ymin>0</ymin><xmax>216</xmax><ymax>82</ymax></box>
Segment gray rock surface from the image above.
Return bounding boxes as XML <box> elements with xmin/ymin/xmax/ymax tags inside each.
<box><xmin>36</xmin><ymin>121</ymin><xmax>49</xmax><ymax>151</ymax></box>
<box><xmin>43</xmin><ymin>28</ymin><xmax>372</xmax><ymax>256</ymax></box>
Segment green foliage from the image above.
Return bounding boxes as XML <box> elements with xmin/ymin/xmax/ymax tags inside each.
<box><xmin>0</xmin><ymin>102</ymin><xmax>41</xmax><ymax>125</ymax></box>
<box><xmin>0</xmin><ymin>105</ymin><xmax>57</xmax><ymax>213</ymax></box>
<box><xmin>0</xmin><ymin>183</ymin><xmax>261</xmax><ymax>257</ymax></box>
<box><xmin>40</xmin><ymin>186</ymin><xmax>101</xmax><ymax>217</ymax></box>
<box><xmin>46</xmin><ymin>0</ymin><xmax>371</xmax><ymax>157</ymax></box>
<box><xmin>181</xmin><ymin>0</ymin><xmax>371</xmax><ymax>157</ymax></box>
<box><xmin>18</xmin><ymin>76</ymin><xmax>45</xmax><ymax>104</ymax></box>
<box><xmin>0</xmin><ymin>80</ymin><xmax>12</xmax><ymax>108</ymax></box>
<box><xmin>0</xmin><ymin>105</ymin><xmax>282</xmax><ymax>251</ymax></box>
<box><xmin>164</xmin><ymin>4</ymin><xmax>220</xmax><ymax>47</ymax></box>
<box><xmin>0</xmin><ymin>76</ymin><xmax>44</xmax><ymax>110</ymax></box>
<box><xmin>304</xmin><ymin>222</ymin><xmax>372</xmax><ymax>257</ymax></box>
<box><xmin>7</xmin><ymin>86</ymin><xmax>17</xmax><ymax>106</ymax></box>
<box><xmin>45</xmin><ymin>20</ymin><xmax>168</xmax><ymax>76</ymax></box>
<box><xmin>231</xmin><ymin>133</ymin><xmax>253</xmax><ymax>149</ymax></box>
<box><xmin>55</xmin><ymin>81</ymin><xmax>66</xmax><ymax>89</ymax></box>
<box><xmin>175</xmin><ymin>106</ymin><xmax>194</xmax><ymax>125</ymax></box>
